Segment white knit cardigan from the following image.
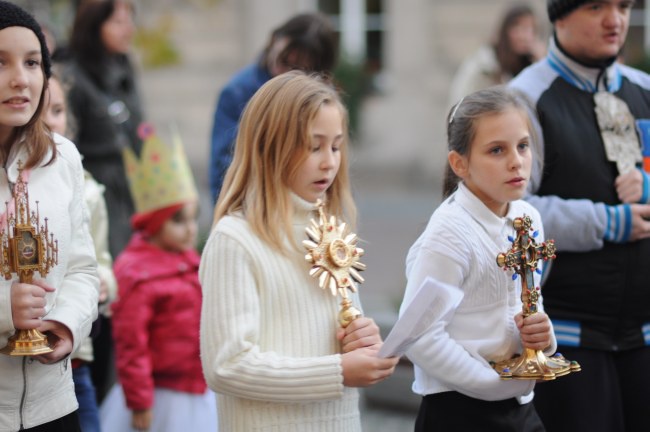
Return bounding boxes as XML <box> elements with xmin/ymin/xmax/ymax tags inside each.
<box><xmin>199</xmin><ymin>195</ymin><xmax>361</xmax><ymax>432</ymax></box>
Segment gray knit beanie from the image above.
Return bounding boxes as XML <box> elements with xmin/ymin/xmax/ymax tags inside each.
<box><xmin>0</xmin><ymin>0</ymin><xmax>51</xmax><ymax>78</ymax></box>
<box><xmin>547</xmin><ymin>0</ymin><xmax>588</xmax><ymax>22</ymax></box>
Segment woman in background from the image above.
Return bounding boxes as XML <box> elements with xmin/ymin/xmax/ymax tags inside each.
<box><xmin>61</xmin><ymin>0</ymin><xmax>144</xmax><ymax>404</ymax></box>
<box><xmin>62</xmin><ymin>0</ymin><xmax>143</xmax><ymax>258</ymax></box>
<box><xmin>448</xmin><ymin>3</ymin><xmax>545</xmax><ymax>105</ymax></box>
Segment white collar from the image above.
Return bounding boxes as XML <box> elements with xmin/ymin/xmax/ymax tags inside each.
<box><xmin>453</xmin><ymin>183</ymin><xmax>533</xmax><ymax>242</ymax></box>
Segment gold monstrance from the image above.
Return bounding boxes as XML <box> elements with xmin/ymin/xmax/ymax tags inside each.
<box><xmin>0</xmin><ymin>164</ymin><xmax>58</xmax><ymax>355</ymax></box>
<box><xmin>304</xmin><ymin>200</ymin><xmax>366</xmax><ymax>327</ymax></box>
<box><xmin>493</xmin><ymin>215</ymin><xmax>580</xmax><ymax>380</ymax></box>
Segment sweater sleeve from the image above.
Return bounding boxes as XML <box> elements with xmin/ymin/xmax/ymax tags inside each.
<box><xmin>199</xmin><ymin>228</ymin><xmax>344</xmax><ymax>403</ymax></box>
<box><xmin>524</xmin><ymin>194</ymin><xmax>608</xmax><ymax>252</ymax></box>
<box><xmin>403</xmin><ymin>241</ymin><xmax>534</xmax><ymax>401</ymax></box>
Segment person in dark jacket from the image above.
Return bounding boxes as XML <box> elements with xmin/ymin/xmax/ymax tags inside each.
<box><xmin>61</xmin><ymin>0</ymin><xmax>144</xmax><ymax>405</ymax></box>
<box><xmin>208</xmin><ymin>12</ymin><xmax>338</xmax><ymax>203</ymax></box>
<box><xmin>510</xmin><ymin>1</ymin><xmax>650</xmax><ymax>430</ymax></box>
<box><xmin>63</xmin><ymin>0</ymin><xmax>143</xmax><ymax>258</ymax></box>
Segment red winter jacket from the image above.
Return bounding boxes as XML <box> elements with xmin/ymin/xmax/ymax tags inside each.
<box><xmin>112</xmin><ymin>233</ymin><xmax>207</xmax><ymax>410</ymax></box>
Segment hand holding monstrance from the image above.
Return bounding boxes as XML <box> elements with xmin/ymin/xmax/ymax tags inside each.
<box><xmin>492</xmin><ymin>215</ymin><xmax>580</xmax><ymax>380</ymax></box>
<box><xmin>303</xmin><ymin>200</ymin><xmax>366</xmax><ymax>327</ymax></box>
<box><xmin>0</xmin><ymin>163</ymin><xmax>58</xmax><ymax>356</ymax></box>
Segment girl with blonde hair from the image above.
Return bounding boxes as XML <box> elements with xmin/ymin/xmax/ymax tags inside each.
<box><xmin>201</xmin><ymin>71</ymin><xmax>398</xmax><ymax>431</ymax></box>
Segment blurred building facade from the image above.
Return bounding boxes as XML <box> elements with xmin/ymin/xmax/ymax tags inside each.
<box><xmin>226</xmin><ymin>0</ymin><xmax>551</xmax><ymax>179</ymax></box>
<box><xmin>16</xmin><ymin>0</ymin><xmax>649</xmax><ymax>230</ymax></box>
<box><xmin>225</xmin><ymin>0</ymin><xmax>647</xmax><ymax>178</ymax></box>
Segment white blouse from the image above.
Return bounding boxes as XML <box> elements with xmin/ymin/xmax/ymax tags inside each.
<box><xmin>403</xmin><ymin>183</ymin><xmax>556</xmax><ymax>404</ymax></box>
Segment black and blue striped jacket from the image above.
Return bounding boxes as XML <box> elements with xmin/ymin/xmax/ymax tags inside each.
<box><xmin>510</xmin><ymin>36</ymin><xmax>650</xmax><ymax>351</ymax></box>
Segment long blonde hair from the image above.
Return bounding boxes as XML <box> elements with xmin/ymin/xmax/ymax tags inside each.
<box><xmin>214</xmin><ymin>71</ymin><xmax>356</xmax><ymax>253</ymax></box>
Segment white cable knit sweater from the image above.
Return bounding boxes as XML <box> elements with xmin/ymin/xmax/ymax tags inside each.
<box><xmin>199</xmin><ymin>196</ymin><xmax>361</xmax><ymax>432</ymax></box>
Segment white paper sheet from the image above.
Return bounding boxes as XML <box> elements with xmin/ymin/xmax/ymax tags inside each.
<box><xmin>378</xmin><ymin>276</ymin><xmax>463</xmax><ymax>358</ymax></box>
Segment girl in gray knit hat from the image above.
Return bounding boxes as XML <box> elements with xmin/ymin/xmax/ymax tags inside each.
<box><xmin>0</xmin><ymin>1</ymin><xmax>99</xmax><ymax>430</ymax></box>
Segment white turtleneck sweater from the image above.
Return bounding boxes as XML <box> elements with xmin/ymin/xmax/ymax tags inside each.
<box><xmin>199</xmin><ymin>196</ymin><xmax>361</xmax><ymax>432</ymax></box>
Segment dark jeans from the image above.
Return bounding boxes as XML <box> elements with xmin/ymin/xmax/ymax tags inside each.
<box><xmin>73</xmin><ymin>364</ymin><xmax>101</xmax><ymax>432</ymax></box>
<box><xmin>22</xmin><ymin>411</ymin><xmax>81</xmax><ymax>432</ymax></box>
<box><xmin>415</xmin><ymin>391</ymin><xmax>545</xmax><ymax>432</ymax></box>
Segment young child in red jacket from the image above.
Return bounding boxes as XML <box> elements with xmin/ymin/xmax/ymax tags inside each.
<box><xmin>99</xmin><ymin>124</ymin><xmax>217</xmax><ymax>431</ymax></box>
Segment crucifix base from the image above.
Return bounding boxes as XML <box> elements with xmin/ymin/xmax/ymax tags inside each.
<box><xmin>492</xmin><ymin>348</ymin><xmax>581</xmax><ymax>380</ymax></box>
<box><xmin>0</xmin><ymin>329</ymin><xmax>53</xmax><ymax>356</ymax></box>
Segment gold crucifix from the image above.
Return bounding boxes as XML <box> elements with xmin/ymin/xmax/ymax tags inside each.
<box><xmin>303</xmin><ymin>199</ymin><xmax>366</xmax><ymax>327</ymax></box>
<box><xmin>492</xmin><ymin>215</ymin><xmax>580</xmax><ymax>380</ymax></box>
<box><xmin>0</xmin><ymin>163</ymin><xmax>58</xmax><ymax>355</ymax></box>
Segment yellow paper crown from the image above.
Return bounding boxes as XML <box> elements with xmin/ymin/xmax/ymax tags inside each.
<box><xmin>123</xmin><ymin>123</ymin><xmax>198</xmax><ymax>214</ymax></box>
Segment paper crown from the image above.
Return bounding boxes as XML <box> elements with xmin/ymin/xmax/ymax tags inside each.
<box><xmin>123</xmin><ymin>123</ymin><xmax>198</xmax><ymax>215</ymax></box>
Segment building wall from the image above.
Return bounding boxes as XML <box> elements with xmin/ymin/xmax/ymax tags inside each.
<box><xmin>222</xmin><ymin>0</ymin><xmax>549</xmax><ymax>179</ymax></box>
<box><xmin>357</xmin><ymin>0</ymin><xmax>548</xmax><ymax>179</ymax></box>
